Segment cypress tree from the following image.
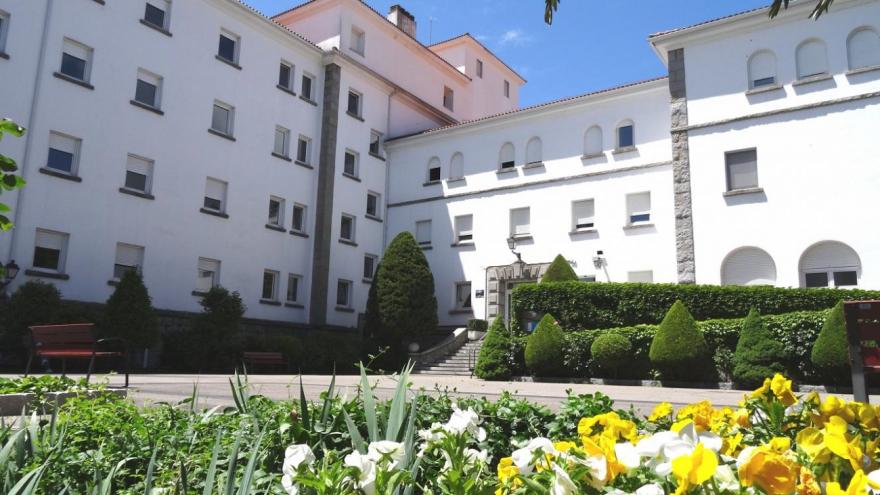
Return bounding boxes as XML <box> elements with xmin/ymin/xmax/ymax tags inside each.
<box><xmin>104</xmin><ymin>270</ymin><xmax>159</xmax><ymax>349</ymax></box>
<box><xmin>540</xmin><ymin>254</ymin><xmax>578</xmax><ymax>283</ymax></box>
<box><xmin>732</xmin><ymin>308</ymin><xmax>784</xmax><ymax>387</ymax></box>
<box><xmin>524</xmin><ymin>314</ymin><xmax>565</xmax><ymax>376</ymax></box>
<box><xmin>474</xmin><ymin>316</ymin><xmax>513</xmax><ymax>380</ymax></box>
<box><xmin>648</xmin><ymin>300</ymin><xmax>709</xmax><ymax>380</ymax></box>
<box><xmin>811</xmin><ymin>301</ymin><xmax>849</xmax><ymax>381</ymax></box>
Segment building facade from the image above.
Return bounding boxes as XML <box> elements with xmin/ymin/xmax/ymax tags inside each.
<box><xmin>0</xmin><ymin>0</ymin><xmax>877</xmax><ymax>329</ymax></box>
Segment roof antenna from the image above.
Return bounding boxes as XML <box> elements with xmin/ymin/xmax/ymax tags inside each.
<box><xmin>428</xmin><ymin>16</ymin><xmax>435</xmax><ymax>44</ymax></box>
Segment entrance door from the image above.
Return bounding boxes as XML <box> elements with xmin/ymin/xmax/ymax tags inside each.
<box><xmin>504</xmin><ymin>280</ymin><xmax>530</xmax><ymax>324</ymax></box>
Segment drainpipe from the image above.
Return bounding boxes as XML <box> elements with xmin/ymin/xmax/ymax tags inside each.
<box><xmin>381</xmin><ymin>88</ymin><xmax>396</xmax><ymax>249</ymax></box>
<box><xmin>7</xmin><ymin>0</ymin><xmax>54</xmax><ymax>262</ymax></box>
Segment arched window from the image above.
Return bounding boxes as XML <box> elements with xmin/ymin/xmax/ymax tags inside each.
<box><xmin>449</xmin><ymin>152</ymin><xmax>464</xmax><ymax>180</ymax></box>
<box><xmin>584</xmin><ymin>126</ymin><xmax>603</xmax><ymax>157</ymax></box>
<box><xmin>720</xmin><ymin>247</ymin><xmax>777</xmax><ymax>286</ymax></box>
<box><xmin>799</xmin><ymin>240</ymin><xmax>861</xmax><ymax>288</ymax></box>
<box><xmin>796</xmin><ymin>39</ymin><xmax>828</xmax><ymax>79</ymax></box>
<box><xmin>748</xmin><ymin>50</ymin><xmax>777</xmax><ymax>88</ymax></box>
<box><xmin>526</xmin><ymin>137</ymin><xmax>542</xmax><ymax>165</ymax></box>
<box><xmin>848</xmin><ymin>27</ymin><xmax>880</xmax><ymax>70</ymax></box>
<box><xmin>499</xmin><ymin>142</ymin><xmax>515</xmax><ymax>169</ymax></box>
<box><xmin>426</xmin><ymin>156</ymin><xmax>441</xmax><ymax>182</ymax></box>
<box><xmin>616</xmin><ymin>120</ymin><xmax>634</xmax><ymax>149</ymax></box>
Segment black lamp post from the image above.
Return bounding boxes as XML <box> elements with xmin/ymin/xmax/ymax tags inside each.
<box><xmin>506</xmin><ymin>236</ymin><xmax>523</xmax><ymax>264</ymax></box>
<box><xmin>0</xmin><ymin>259</ymin><xmax>19</xmax><ymax>297</ymax></box>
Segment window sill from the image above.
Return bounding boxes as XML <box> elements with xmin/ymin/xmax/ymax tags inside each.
<box><xmin>265</xmin><ymin>223</ymin><xmax>286</xmax><ymax>233</ymax></box>
<box><xmin>285</xmin><ymin>302</ymin><xmax>305</xmax><ymax>309</ymax></box>
<box><xmin>846</xmin><ymin>65</ymin><xmax>880</xmax><ymax>77</ymax></box>
<box><xmin>792</xmin><ymin>73</ymin><xmax>833</xmax><ymax>87</ymax></box>
<box><xmin>139</xmin><ymin>19</ymin><xmax>172</xmax><ymax>37</ymax></box>
<box><xmin>612</xmin><ymin>146</ymin><xmax>637</xmax><ymax>155</ymax></box>
<box><xmin>723</xmin><ymin>187</ymin><xmax>764</xmax><ymax>197</ymax></box>
<box><xmin>299</xmin><ymin>95</ymin><xmax>318</xmax><ymax>106</ymax></box>
<box><xmin>25</xmin><ymin>269</ymin><xmax>70</xmax><ymax>280</ymax></box>
<box><xmin>362</xmin><ymin>278</ymin><xmax>374</xmax><ymax>284</ymax></box>
<box><xmin>368</xmin><ymin>152</ymin><xmax>386</xmax><ymax>161</ymax></box>
<box><xmin>39</xmin><ymin>167</ymin><xmax>82</xmax><ymax>182</ymax></box>
<box><xmin>365</xmin><ymin>214</ymin><xmax>383</xmax><ymax>223</ymax></box>
<box><xmin>215</xmin><ymin>55</ymin><xmax>242</xmax><ymax>70</ymax></box>
<box><xmin>200</xmin><ymin>208</ymin><xmax>229</xmax><ymax>219</ymax></box>
<box><xmin>289</xmin><ymin>230</ymin><xmax>309</xmax><ymax>238</ymax></box>
<box><xmin>342</xmin><ymin>172</ymin><xmax>361</xmax><ymax>182</ymax></box>
<box><xmin>451</xmin><ymin>241</ymin><xmax>475</xmax><ymax>248</ymax></box>
<box><xmin>623</xmin><ymin>222</ymin><xmax>654</xmax><ymax>230</ymax></box>
<box><xmin>207</xmin><ymin>128</ymin><xmax>235</xmax><ymax>141</ymax></box>
<box><xmin>449</xmin><ymin>309</ymin><xmax>474</xmax><ymax>315</ymax></box>
<box><xmin>346</xmin><ymin>111</ymin><xmax>364</xmax><ymax>122</ymax></box>
<box><xmin>276</xmin><ymin>84</ymin><xmax>297</xmax><ymax>97</ymax></box>
<box><xmin>271</xmin><ymin>152</ymin><xmax>292</xmax><ymax>162</ymax></box>
<box><xmin>495</xmin><ymin>167</ymin><xmax>517</xmax><ymax>175</ymax></box>
<box><xmin>423</xmin><ymin>180</ymin><xmax>442</xmax><ymax>187</ymax></box>
<box><xmin>745</xmin><ymin>84</ymin><xmax>783</xmax><ymax>96</ymax></box>
<box><xmin>581</xmin><ymin>152</ymin><xmax>604</xmax><ymax>160</ymax></box>
<box><xmin>419</xmin><ymin>244</ymin><xmax>433</xmax><ymax>251</ymax></box>
<box><xmin>130</xmin><ymin>99</ymin><xmax>164</xmax><ymax>115</ymax></box>
<box><xmin>259</xmin><ymin>299</ymin><xmax>282</xmax><ymax>306</ymax></box>
<box><xmin>511</xmin><ymin>234</ymin><xmax>533</xmax><ymax>241</ymax></box>
<box><xmin>118</xmin><ymin>187</ymin><xmax>154</xmax><ymax>200</ymax></box>
<box><xmin>0</xmin><ymin>52</ymin><xmax>9</xmax><ymax>60</ymax></box>
<box><xmin>191</xmin><ymin>290</ymin><xmax>209</xmax><ymax>297</ymax></box>
<box><xmin>569</xmin><ymin>228</ymin><xmax>597</xmax><ymax>236</ymax></box>
<box><xmin>107</xmin><ymin>279</ymin><xmax>120</xmax><ymax>287</ymax></box>
<box><xmin>294</xmin><ymin>160</ymin><xmax>313</xmax><ymax>169</ymax></box>
<box><xmin>335</xmin><ymin>306</ymin><xmax>355</xmax><ymax>313</ymax></box>
<box><xmin>338</xmin><ymin>239</ymin><xmax>358</xmax><ymax>247</ymax></box>
<box><xmin>53</xmin><ymin>72</ymin><xmax>94</xmax><ymax>90</ymax></box>
<box><xmin>523</xmin><ymin>161</ymin><xmax>544</xmax><ymax>169</ymax></box>
<box><xmin>446</xmin><ymin>177</ymin><xmax>465</xmax><ymax>184</ymax></box>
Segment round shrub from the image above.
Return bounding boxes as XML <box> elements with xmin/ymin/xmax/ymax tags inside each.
<box><xmin>104</xmin><ymin>270</ymin><xmax>159</xmax><ymax>349</ymax></box>
<box><xmin>192</xmin><ymin>287</ymin><xmax>246</xmax><ymax>372</ymax></box>
<box><xmin>811</xmin><ymin>300</ymin><xmax>849</xmax><ymax>382</ymax></box>
<box><xmin>474</xmin><ymin>317</ymin><xmax>513</xmax><ymax>380</ymax></box>
<box><xmin>525</xmin><ymin>314</ymin><xmax>565</xmax><ymax>377</ymax></box>
<box><xmin>591</xmin><ymin>333</ymin><xmax>632</xmax><ymax>374</ymax></box>
<box><xmin>540</xmin><ymin>254</ymin><xmax>578</xmax><ymax>283</ymax></box>
<box><xmin>732</xmin><ymin>308</ymin><xmax>784</xmax><ymax>387</ymax></box>
<box><xmin>648</xmin><ymin>300</ymin><xmax>708</xmax><ymax>381</ymax></box>
<box><xmin>467</xmin><ymin>319</ymin><xmax>489</xmax><ymax>333</ymax></box>
<box><xmin>3</xmin><ymin>281</ymin><xmax>62</xmax><ymax>347</ymax></box>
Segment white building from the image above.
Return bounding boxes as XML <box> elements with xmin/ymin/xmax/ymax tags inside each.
<box><xmin>0</xmin><ymin>0</ymin><xmax>877</xmax><ymax>329</ymax></box>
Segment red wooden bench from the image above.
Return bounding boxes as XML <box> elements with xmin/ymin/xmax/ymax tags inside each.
<box><xmin>844</xmin><ymin>301</ymin><xmax>880</xmax><ymax>402</ymax></box>
<box><xmin>241</xmin><ymin>351</ymin><xmax>288</xmax><ymax>372</ymax></box>
<box><xmin>25</xmin><ymin>323</ymin><xmax>129</xmax><ymax>387</ymax></box>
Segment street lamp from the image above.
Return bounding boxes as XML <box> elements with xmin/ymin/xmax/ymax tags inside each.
<box><xmin>506</xmin><ymin>236</ymin><xmax>523</xmax><ymax>264</ymax></box>
<box><xmin>0</xmin><ymin>260</ymin><xmax>19</xmax><ymax>296</ymax></box>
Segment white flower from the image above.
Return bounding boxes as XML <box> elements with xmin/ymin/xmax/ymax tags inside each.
<box><xmin>345</xmin><ymin>450</ymin><xmax>377</xmax><ymax>495</ymax></box>
<box><xmin>633</xmin><ymin>423</ymin><xmax>721</xmax><ymax>477</ymax></box>
<box><xmin>282</xmin><ymin>444</ymin><xmax>315</xmax><ymax>476</ymax></box>
<box><xmin>281</xmin><ymin>474</ymin><xmax>299</xmax><ymax>495</ymax></box>
<box><xmin>464</xmin><ymin>448</ymin><xmax>489</xmax><ymax>465</ymax></box>
<box><xmin>550</xmin><ymin>464</ymin><xmax>577</xmax><ymax>495</ymax></box>
<box><xmin>512</xmin><ymin>437</ymin><xmax>557</xmax><ymax>473</ymax></box>
<box><xmin>714</xmin><ymin>465</ymin><xmax>739</xmax><ymax>492</ymax></box>
<box><xmin>418</xmin><ymin>422</ymin><xmax>445</xmax><ymax>444</ymax></box>
<box><xmin>580</xmin><ymin>454</ymin><xmax>608</xmax><ymax>489</ymax></box>
<box><xmin>367</xmin><ymin>440</ymin><xmax>405</xmax><ymax>469</ymax></box>
<box><xmin>614</xmin><ymin>442</ymin><xmax>640</xmax><ymax>470</ymax></box>
<box><xmin>868</xmin><ymin>469</ymin><xmax>880</xmax><ymax>495</ymax></box>
<box><xmin>635</xmin><ymin>483</ymin><xmax>664</xmax><ymax>495</ymax></box>
<box><xmin>444</xmin><ymin>405</ymin><xmax>487</xmax><ymax>441</ymax></box>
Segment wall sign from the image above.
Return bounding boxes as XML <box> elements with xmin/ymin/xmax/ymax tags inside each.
<box><xmin>475</xmin><ymin>289</ymin><xmax>485</xmax><ymax>298</ymax></box>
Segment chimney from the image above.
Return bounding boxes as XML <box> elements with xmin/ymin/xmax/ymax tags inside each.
<box><xmin>387</xmin><ymin>4</ymin><xmax>416</xmax><ymax>38</ymax></box>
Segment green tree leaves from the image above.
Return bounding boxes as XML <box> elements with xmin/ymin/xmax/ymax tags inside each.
<box><xmin>0</xmin><ymin>118</ymin><xmax>27</xmax><ymax>232</ymax></box>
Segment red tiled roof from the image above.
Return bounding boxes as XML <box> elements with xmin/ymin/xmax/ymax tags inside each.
<box><xmin>429</xmin><ymin>33</ymin><xmax>526</xmax><ymax>83</ymax></box>
<box><xmin>649</xmin><ymin>4</ymin><xmax>769</xmax><ymax>39</ymax></box>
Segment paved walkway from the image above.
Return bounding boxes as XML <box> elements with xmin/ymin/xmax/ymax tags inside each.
<box><xmin>6</xmin><ymin>373</ymin><xmax>873</xmax><ymax>415</ymax></box>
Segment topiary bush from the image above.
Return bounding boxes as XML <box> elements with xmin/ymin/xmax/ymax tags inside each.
<box><xmin>103</xmin><ymin>270</ymin><xmax>159</xmax><ymax>350</ymax></box>
<box><xmin>590</xmin><ymin>333</ymin><xmax>632</xmax><ymax>376</ymax></box>
<box><xmin>524</xmin><ymin>314</ymin><xmax>565</xmax><ymax>377</ymax></box>
<box><xmin>540</xmin><ymin>254</ymin><xmax>578</xmax><ymax>283</ymax></box>
<box><xmin>474</xmin><ymin>317</ymin><xmax>513</xmax><ymax>380</ymax></box>
<box><xmin>3</xmin><ymin>281</ymin><xmax>62</xmax><ymax>347</ymax></box>
<box><xmin>732</xmin><ymin>308</ymin><xmax>785</xmax><ymax>387</ymax></box>
<box><xmin>810</xmin><ymin>300</ymin><xmax>849</xmax><ymax>383</ymax></box>
<box><xmin>191</xmin><ymin>287</ymin><xmax>246</xmax><ymax>372</ymax></box>
<box><xmin>467</xmin><ymin>319</ymin><xmax>488</xmax><ymax>333</ymax></box>
<box><xmin>649</xmin><ymin>300</ymin><xmax>709</xmax><ymax>381</ymax></box>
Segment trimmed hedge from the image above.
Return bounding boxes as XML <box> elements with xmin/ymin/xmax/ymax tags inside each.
<box><xmin>811</xmin><ymin>301</ymin><xmax>849</xmax><ymax>382</ymax></box>
<box><xmin>474</xmin><ymin>317</ymin><xmax>514</xmax><ymax>380</ymax></box>
<box><xmin>510</xmin><ymin>281</ymin><xmax>877</xmax><ymax>332</ymax></box>
<box><xmin>525</xmin><ymin>314</ymin><xmax>564</xmax><ymax>377</ymax></box>
<box><xmin>540</xmin><ymin>255</ymin><xmax>578</xmax><ymax>283</ymax></box>
<box><xmin>732</xmin><ymin>308</ymin><xmax>785</xmax><ymax>387</ymax></box>
<box><xmin>649</xmin><ymin>301</ymin><xmax>709</xmax><ymax>380</ymax></box>
<box><xmin>590</xmin><ymin>333</ymin><xmax>631</xmax><ymax>373</ymax></box>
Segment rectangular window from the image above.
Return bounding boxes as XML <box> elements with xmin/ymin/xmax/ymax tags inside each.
<box><xmin>113</xmin><ymin>242</ymin><xmax>144</xmax><ymax>280</ymax></box>
<box><xmin>144</xmin><ymin>0</ymin><xmax>170</xmax><ymax>30</ymax></box>
<box><xmin>336</xmin><ymin>279</ymin><xmax>352</xmax><ymax>307</ymax></box>
<box><xmin>46</xmin><ymin>131</ymin><xmax>80</xmax><ymax>175</ymax></box>
<box><xmin>428</xmin><ymin>165</ymin><xmax>441</xmax><ymax>182</ymax></box>
<box><xmin>617</xmin><ymin>125</ymin><xmax>634</xmax><ymax>149</ymax></box>
<box><xmin>217</xmin><ymin>31</ymin><xmax>239</xmax><ymax>64</ymax></box>
<box><xmin>476</xmin><ymin>59</ymin><xmax>483</xmax><ymax>78</ymax></box>
<box><xmin>296</xmin><ymin>136</ymin><xmax>310</xmax><ymax>164</ymax></box>
<box><xmin>134</xmin><ymin>69</ymin><xmax>162</xmax><ymax>108</ymax></box>
<box><xmin>343</xmin><ymin>150</ymin><xmax>358</xmax><ymax>177</ymax></box>
<box><xmin>60</xmin><ymin>38</ymin><xmax>92</xmax><ymax>82</ymax></box>
<box><xmin>262</xmin><ymin>270</ymin><xmax>279</xmax><ymax>300</ymax></box>
<box><xmin>805</xmin><ymin>272</ymin><xmax>829</xmax><ymax>288</ymax></box>
<box><xmin>834</xmin><ymin>271</ymin><xmax>858</xmax><ymax>287</ymax></box>
<box><xmin>626</xmin><ymin>192</ymin><xmax>651</xmax><ymax>225</ymax></box>
<box><xmin>572</xmin><ymin>199</ymin><xmax>595</xmax><ymax>231</ymax></box>
<box><xmin>301</xmin><ymin>73</ymin><xmax>314</xmax><ymax>100</ymax></box>
<box><xmin>347</xmin><ymin>90</ymin><xmax>362</xmax><ymax>116</ymax></box>
<box><xmin>443</xmin><ymin>86</ymin><xmax>454</xmax><ymax>111</ymax></box>
<box><xmin>291</xmin><ymin>203</ymin><xmax>306</xmax><ymax>233</ymax></box>
<box><xmin>0</xmin><ymin>11</ymin><xmax>9</xmax><ymax>54</ymax></box>
<box><xmin>350</xmin><ymin>26</ymin><xmax>365</xmax><ymax>55</ymax></box>
<box><xmin>725</xmin><ymin>149</ymin><xmax>759</xmax><ymax>191</ymax></box>
<box><xmin>203</xmin><ymin>177</ymin><xmax>227</xmax><ymax>213</ymax></box>
<box><xmin>268</xmin><ymin>196</ymin><xmax>284</xmax><ymax>226</ymax></box>
<box><xmin>504</xmin><ymin>80</ymin><xmax>510</xmax><ymax>98</ymax></box>
<box><xmin>278</xmin><ymin>61</ymin><xmax>293</xmax><ymax>90</ymax></box>
<box><xmin>366</xmin><ymin>192</ymin><xmax>380</xmax><ymax>218</ymax></box>
<box><xmin>753</xmin><ymin>76</ymin><xmax>776</xmax><ymax>88</ymax></box>
<box><xmin>627</xmin><ymin>270</ymin><xmax>654</xmax><ymax>283</ymax></box>
<box><xmin>124</xmin><ymin>154</ymin><xmax>153</xmax><ymax>193</ymax></box>
<box><xmin>196</xmin><ymin>257</ymin><xmax>220</xmax><ymax>292</ymax></box>
<box><xmin>340</xmin><ymin>214</ymin><xmax>355</xmax><ymax>242</ymax></box>
<box><xmin>363</xmin><ymin>254</ymin><xmax>377</xmax><ymax>281</ymax></box>
<box><xmin>415</xmin><ymin>220</ymin><xmax>431</xmax><ymax>246</ymax></box>
<box><xmin>274</xmin><ymin>126</ymin><xmax>290</xmax><ymax>157</ymax></box>
<box><xmin>509</xmin><ymin>207</ymin><xmax>530</xmax><ymax>237</ymax></box>
<box><xmin>455</xmin><ymin>282</ymin><xmax>472</xmax><ymax>310</ymax></box>
<box><xmin>33</xmin><ymin>229</ymin><xmax>68</xmax><ymax>272</ymax></box>
<box><xmin>286</xmin><ymin>274</ymin><xmax>301</xmax><ymax>302</ymax></box>
<box><xmin>454</xmin><ymin>214</ymin><xmax>473</xmax><ymax>244</ymax></box>
<box><xmin>211</xmin><ymin>101</ymin><xmax>234</xmax><ymax>136</ymax></box>
<box><xmin>369</xmin><ymin>130</ymin><xmax>382</xmax><ymax>156</ymax></box>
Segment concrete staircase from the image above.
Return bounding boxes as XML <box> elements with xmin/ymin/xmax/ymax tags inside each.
<box><xmin>413</xmin><ymin>339</ymin><xmax>483</xmax><ymax>376</ymax></box>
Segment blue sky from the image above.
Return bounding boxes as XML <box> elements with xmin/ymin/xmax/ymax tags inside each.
<box><xmin>249</xmin><ymin>0</ymin><xmax>769</xmax><ymax>106</ymax></box>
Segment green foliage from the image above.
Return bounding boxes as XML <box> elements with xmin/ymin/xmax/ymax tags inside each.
<box><xmin>191</xmin><ymin>287</ymin><xmax>246</xmax><ymax>372</ymax></box>
<box><xmin>649</xmin><ymin>301</ymin><xmax>709</xmax><ymax>381</ymax></box>
<box><xmin>810</xmin><ymin>300</ymin><xmax>849</xmax><ymax>381</ymax></box>
<box><xmin>467</xmin><ymin>319</ymin><xmax>488</xmax><ymax>333</ymax></box>
<box><xmin>474</xmin><ymin>317</ymin><xmax>513</xmax><ymax>380</ymax></box>
<box><xmin>546</xmin><ymin>392</ymin><xmax>615</xmax><ymax>439</ymax></box>
<box><xmin>733</xmin><ymin>308</ymin><xmax>785</xmax><ymax>387</ymax></box>
<box><xmin>524</xmin><ymin>314</ymin><xmax>565</xmax><ymax>377</ymax></box>
<box><xmin>103</xmin><ymin>270</ymin><xmax>159</xmax><ymax>348</ymax></box>
<box><xmin>0</xmin><ymin>118</ymin><xmax>27</xmax><ymax>232</ymax></box>
<box><xmin>510</xmin><ymin>281</ymin><xmax>878</xmax><ymax>333</ymax></box>
<box><xmin>364</xmin><ymin>232</ymin><xmax>438</xmax><ymax>362</ymax></box>
<box><xmin>540</xmin><ymin>254</ymin><xmax>578</xmax><ymax>283</ymax></box>
<box><xmin>590</xmin><ymin>333</ymin><xmax>632</xmax><ymax>374</ymax></box>
<box><xmin>3</xmin><ymin>281</ymin><xmax>62</xmax><ymax>346</ymax></box>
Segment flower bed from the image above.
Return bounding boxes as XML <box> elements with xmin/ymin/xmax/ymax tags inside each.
<box><xmin>0</xmin><ymin>375</ymin><xmax>125</xmax><ymax>415</ymax></box>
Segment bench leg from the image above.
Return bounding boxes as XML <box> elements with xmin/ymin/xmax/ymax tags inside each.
<box><xmin>86</xmin><ymin>352</ymin><xmax>96</xmax><ymax>385</ymax></box>
<box><xmin>61</xmin><ymin>358</ymin><xmax>67</xmax><ymax>377</ymax></box>
<box><xmin>24</xmin><ymin>354</ymin><xmax>33</xmax><ymax>377</ymax></box>
<box><xmin>123</xmin><ymin>353</ymin><xmax>129</xmax><ymax>388</ymax></box>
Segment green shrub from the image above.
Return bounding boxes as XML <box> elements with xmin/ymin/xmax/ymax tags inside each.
<box><xmin>732</xmin><ymin>308</ymin><xmax>785</xmax><ymax>387</ymax></box>
<box><xmin>810</xmin><ymin>301</ymin><xmax>849</xmax><ymax>382</ymax></box>
<box><xmin>191</xmin><ymin>287</ymin><xmax>246</xmax><ymax>372</ymax></box>
<box><xmin>649</xmin><ymin>300</ymin><xmax>709</xmax><ymax>380</ymax></box>
<box><xmin>467</xmin><ymin>319</ymin><xmax>488</xmax><ymax>333</ymax></box>
<box><xmin>540</xmin><ymin>254</ymin><xmax>578</xmax><ymax>283</ymax></box>
<box><xmin>510</xmin><ymin>281</ymin><xmax>880</xmax><ymax>332</ymax></box>
<box><xmin>474</xmin><ymin>317</ymin><xmax>513</xmax><ymax>380</ymax></box>
<box><xmin>524</xmin><ymin>314</ymin><xmax>565</xmax><ymax>377</ymax></box>
<box><xmin>103</xmin><ymin>270</ymin><xmax>159</xmax><ymax>349</ymax></box>
<box><xmin>364</xmin><ymin>232</ymin><xmax>437</xmax><ymax>363</ymax></box>
<box><xmin>590</xmin><ymin>333</ymin><xmax>632</xmax><ymax>375</ymax></box>
<box><xmin>3</xmin><ymin>281</ymin><xmax>62</xmax><ymax>346</ymax></box>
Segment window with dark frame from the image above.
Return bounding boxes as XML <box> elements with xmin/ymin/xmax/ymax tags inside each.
<box><xmin>344</xmin><ymin>151</ymin><xmax>357</xmax><ymax>177</ymax></box>
<box><xmin>278</xmin><ymin>62</ymin><xmax>292</xmax><ymax>89</ymax></box>
<box><xmin>203</xmin><ymin>178</ymin><xmax>226</xmax><ymax>212</ymax></box>
<box><xmin>805</xmin><ymin>272</ymin><xmax>829</xmax><ymax>288</ymax></box>
<box><xmin>134</xmin><ymin>71</ymin><xmax>161</xmax><ymax>108</ymax></box>
<box><xmin>113</xmin><ymin>243</ymin><xmax>143</xmax><ymax>280</ymax></box>
<box><xmin>262</xmin><ymin>270</ymin><xmax>278</xmax><ymax>300</ymax></box>
<box><xmin>340</xmin><ymin>214</ymin><xmax>354</xmax><ymax>241</ymax></box>
<box><xmin>617</xmin><ymin>124</ymin><xmax>634</xmax><ymax>149</ymax></box>
<box><xmin>292</xmin><ymin>204</ymin><xmax>306</xmax><ymax>233</ymax></box>
<box><xmin>144</xmin><ymin>2</ymin><xmax>167</xmax><ymax>29</ymax></box>
<box><xmin>363</xmin><ymin>255</ymin><xmax>376</xmax><ymax>280</ymax></box>
<box><xmin>47</xmin><ymin>147</ymin><xmax>74</xmax><ymax>173</ymax></box>
<box><xmin>297</xmin><ymin>137</ymin><xmax>309</xmax><ymax>163</ymax></box>
<box><xmin>415</xmin><ymin>220</ymin><xmax>431</xmax><ymax>246</ymax></box>
<box><xmin>443</xmin><ymin>86</ymin><xmax>454</xmax><ymax>111</ymax></box>
<box><xmin>725</xmin><ymin>149</ymin><xmax>759</xmax><ymax>191</ymax></box>
<box><xmin>476</xmin><ymin>59</ymin><xmax>483</xmax><ymax>78</ymax></box>
<box><xmin>61</xmin><ymin>52</ymin><xmax>87</xmax><ymax>81</ymax></box>
<box><xmin>211</xmin><ymin>102</ymin><xmax>232</xmax><ymax>135</ymax></box>
<box><xmin>286</xmin><ymin>274</ymin><xmax>300</xmax><ymax>302</ymax></box>
<box><xmin>347</xmin><ymin>90</ymin><xmax>361</xmax><ymax>116</ymax></box>
<box><xmin>33</xmin><ymin>230</ymin><xmax>66</xmax><ymax>272</ymax></box>
<box><xmin>504</xmin><ymin>80</ymin><xmax>510</xmax><ymax>97</ymax></box>
<box><xmin>124</xmin><ymin>155</ymin><xmax>152</xmax><ymax>193</ymax></box>
<box><xmin>336</xmin><ymin>279</ymin><xmax>351</xmax><ymax>307</ymax></box>
<box><xmin>268</xmin><ymin>197</ymin><xmax>282</xmax><ymax>226</ymax></box>
<box><xmin>218</xmin><ymin>33</ymin><xmax>237</xmax><ymax>63</ymax></box>
<box><xmin>47</xmin><ymin>132</ymin><xmax>78</xmax><ymax>175</ymax></box>
<box><xmin>370</xmin><ymin>131</ymin><xmax>381</xmax><ymax>156</ymax></box>
<box><xmin>301</xmin><ymin>74</ymin><xmax>313</xmax><ymax>100</ymax></box>
<box><xmin>366</xmin><ymin>192</ymin><xmax>379</xmax><ymax>218</ymax></box>
<box><xmin>834</xmin><ymin>271</ymin><xmax>858</xmax><ymax>287</ymax></box>
<box><xmin>455</xmin><ymin>282</ymin><xmax>472</xmax><ymax>310</ymax></box>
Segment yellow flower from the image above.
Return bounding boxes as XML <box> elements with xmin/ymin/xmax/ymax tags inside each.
<box><xmin>825</xmin><ymin>469</ymin><xmax>880</xmax><ymax>495</ymax></box>
<box><xmin>672</xmin><ymin>443</ymin><xmax>718</xmax><ymax>495</ymax></box>
<box><xmin>824</xmin><ymin>416</ymin><xmax>865</xmax><ymax>472</ymax></box>
<box><xmin>855</xmin><ymin>402</ymin><xmax>880</xmax><ymax>432</ymax></box>
<box><xmin>796</xmin><ymin>427</ymin><xmax>831</xmax><ymax>464</ymax></box>
<box><xmin>676</xmin><ymin>401</ymin><xmax>714</xmax><ymax>432</ymax></box>
<box><xmin>817</xmin><ymin>396</ymin><xmax>856</xmax><ymax>426</ymax></box>
<box><xmin>496</xmin><ymin>457</ymin><xmax>519</xmax><ymax>484</ymax></box>
<box><xmin>649</xmin><ymin>402</ymin><xmax>673</xmax><ymax>422</ymax></box>
<box><xmin>751</xmin><ymin>374</ymin><xmax>797</xmax><ymax>406</ymax></box>
<box><xmin>578</xmin><ymin>412</ymin><xmax>638</xmax><ymax>443</ymax></box>
<box><xmin>737</xmin><ymin>445</ymin><xmax>799</xmax><ymax>495</ymax></box>
<box><xmin>554</xmin><ymin>441</ymin><xmax>576</xmax><ymax>454</ymax></box>
<box><xmin>796</xmin><ymin>466</ymin><xmax>821</xmax><ymax>495</ymax></box>
<box><xmin>721</xmin><ymin>432</ymin><xmax>744</xmax><ymax>457</ymax></box>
